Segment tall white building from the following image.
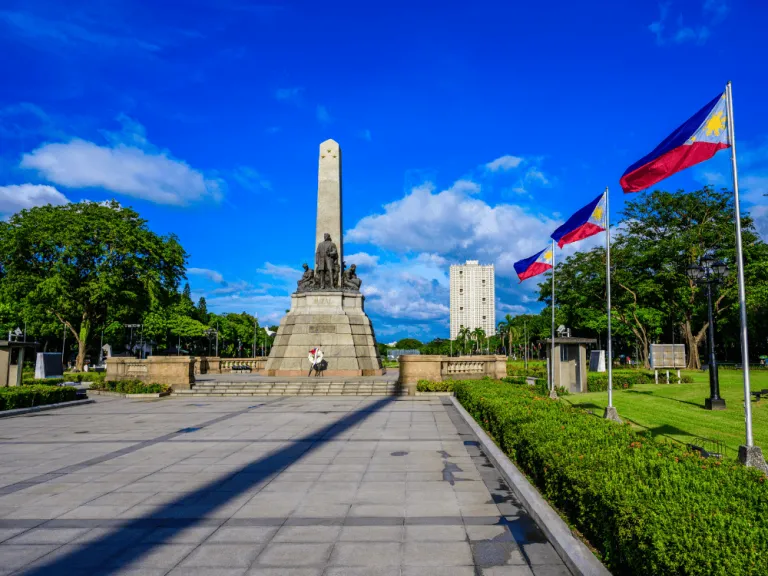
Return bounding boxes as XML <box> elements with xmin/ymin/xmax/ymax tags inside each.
<box><xmin>450</xmin><ymin>260</ymin><xmax>495</xmax><ymax>340</ymax></box>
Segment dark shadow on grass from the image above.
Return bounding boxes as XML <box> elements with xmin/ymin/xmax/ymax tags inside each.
<box><xmin>20</xmin><ymin>396</ymin><xmax>396</xmax><ymax>575</ymax></box>
<box><xmin>647</xmin><ymin>424</ymin><xmax>694</xmax><ymax>440</ymax></box>
<box><xmin>624</xmin><ymin>389</ymin><xmax>706</xmax><ymax>408</ymax></box>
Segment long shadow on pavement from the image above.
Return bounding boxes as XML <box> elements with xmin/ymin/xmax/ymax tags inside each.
<box><xmin>20</xmin><ymin>396</ymin><xmax>396</xmax><ymax>575</ymax></box>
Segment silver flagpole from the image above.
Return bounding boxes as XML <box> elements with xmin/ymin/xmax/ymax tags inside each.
<box><xmin>726</xmin><ymin>82</ymin><xmax>759</xmax><ymax>464</ymax></box>
<box><xmin>604</xmin><ymin>188</ymin><xmax>620</xmax><ymax>421</ymax></box>
<box><xmin>551</xmin><ymin>238</ymin><xmax>556</xmax><ymax>395</ymax></box>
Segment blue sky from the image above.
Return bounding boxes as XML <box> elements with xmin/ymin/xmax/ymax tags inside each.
<box><xmin>1</xmin><ymin>0</ymin><xmax>767</xmax><ymax>341</ymax></box>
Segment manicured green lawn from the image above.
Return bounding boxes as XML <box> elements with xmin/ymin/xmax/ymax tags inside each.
<box><xmin>563</xmin><ymin>369</ymin><xmax>768</xmax><ymax>456</ymax></box>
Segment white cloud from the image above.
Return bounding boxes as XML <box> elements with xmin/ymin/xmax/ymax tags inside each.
<box><xmin>21</xmin><ymin>115</ymin><xmax>223</xmax><ymax>206</ymax></box>
<box><xmin>316</xmin><ymin>105</ymin><xmax>332</xmax><ymax>124</ymax></box>
<box><xmin>649</xmin><ymin>1</ymin><xmax>725</xmax><ymax>46</ymax></box>
<box><xmin>346</xmin><ymin>180</ymin><xmax>560</xmax><ymax>264</ymax></box>
<box><xmin>344</xmin><ymin>252</ymin><xmax>379</xmax><ymax>270</ymax></box>
<box><xmin>524</xmin><ymin>167</ymin><xmax>550</xmax><ymax>186</ymax></box>
<box><xmin>232</xmin><ymin>166</ymin><xmax>271</xmax><ymax>192</ymax></box>
<box><xmin>187</xmin><ymin>267</ymin><xmax>225</xmax><ymax>284</ymax></box>
<box><xmin>485</xmin><ymin>155</ymin><xmax>524</xmax><ymax>172</ymax></box>
<box><xmin>274</xmin><ymin>87</ymin><xmax>303</xmax><ymax>102</ymax></box>
<box><xmin>0</xmin><ymin>183</ymin><xmax>69</xmax><ymax>214</ymax></box>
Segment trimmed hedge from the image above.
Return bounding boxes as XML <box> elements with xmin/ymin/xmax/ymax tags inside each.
<box><xmin>453</xmin><ymin>379</ymin><xmax>768</xmax><ymax>576</ymax></box>
<box><xmin>417</xmin><ymin>380</ymin><xmax>454</xmax><ymax>392</ymax></box>
<box><xmin>0</xmin><ymin>385</ymin><xmax>78</xmax><ymax>411</ymax></box>
<box><xmin>506</xmin><ymin>360</ymin><xmax>547</xmax><ymax>379</ymax></box>
<box><xmin>501</xmin><ymin>375</ymin><xmax>569</xmax><ymax>396</ymax></box>
<box><xmin>587</xmin><ymin>370</ymin><xmax>693</xmax><ymax>391</ymax></box>
<box><xmin>22</xmin><ymin>378</ymin><xmax>65</xmax><ymax>386</ymax></box>
<box><xmin>64</xmin><ymin>372</ymin><xmax>106</xmax><ymax>383</ymax></box>
<box><xmin>90</xmin><ymin>380</ymin><xmax>169</xmax><ymax>394</ymax></box>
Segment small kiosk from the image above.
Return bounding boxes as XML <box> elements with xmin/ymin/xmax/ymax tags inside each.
<box><xmin>544</xmin><ymin>336</ymin><xmax>596</xmax><ymax>393</ymax></box>
<box><xmin>0</xmin><ymin>332</ymin><xmax>37</xmax><ymax>387</ymax></box>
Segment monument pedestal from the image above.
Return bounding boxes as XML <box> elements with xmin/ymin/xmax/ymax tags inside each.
<box><xmin>265</xmin><ymin>291</ymin><xmax>384</xmax><ymax>377</ymax></box>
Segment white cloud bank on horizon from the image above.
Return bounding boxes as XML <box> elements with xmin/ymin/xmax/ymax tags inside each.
<box><xmin>21</xmin><ymin>114</ymin><xmax>223</xmax><ymax>206</ymax></box>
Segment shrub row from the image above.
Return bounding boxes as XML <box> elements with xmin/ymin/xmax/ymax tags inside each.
<box><xmin>22</xmin><ymin>378</ymin><xmax>65</xmax><ymax>386</ymax></box>
<box><xmin>90</xmin><ymin>380</ymin><xmax>169</xmax><ymax>394</ymax></box>
<box><xmin>506</xmin><ymin>361</ymin><xmax>547</xmax><ymax>378</ymax></box>
<box><xmin>0</xmin><ymin>385</ymin><xmax>78</xmax><ymax>411</ymax></box>
<box><xmin>453</xmin><ymin>379</ymin><xmax>768</xmax><ymax>576</ymax></box>
<box><xmin>416</xmin><ymin>380</ymin><xmax>454</xmax><ymax>392</ymax></box>
<box><xmin>64</xmin><ymin>372</ymin><xmax>106</xmax><ymax>383</ymax></box>
<box><xmin>587</xmin><ymin>370</ymin><xmax>693</xmax><ymax>391</ymax></box>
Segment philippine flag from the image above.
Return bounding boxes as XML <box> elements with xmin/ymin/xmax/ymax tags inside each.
<box><xmin>513</xmin><ymin>247</ymin><xmax>554</xmax><ymax>282</ymax></box>
<box><xmin>620</xmin><ymin>92</ymin><xmax>730</xmax><ymax>193</ymax></box>
<box><xmin>550</xmin><ymin>192</ymin><xmax>606</xmax><ymax>248</ymax></box>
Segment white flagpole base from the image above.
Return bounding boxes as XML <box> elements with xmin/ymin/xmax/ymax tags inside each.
<box><xmin>603</xmin><ymin>406</ymin><xmax>622</xmax><ymax>423</ymax></box>
<box><xmin>739</xmin><ymin>445</ymin><xmax>768</xmax><ymax>474</ymax></box>
<box><xmin>549</xmin><ymin>388</ymin><xmax>559</xmax><ymax>400</ymax></box>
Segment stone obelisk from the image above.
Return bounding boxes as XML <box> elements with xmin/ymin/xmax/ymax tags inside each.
<box><xmin>264</xmin><ymin>139</ymin><xmax>384</xmax><ymax>377</ymax></box>
<box><xmin>317</xmin><ymin>140</ymin><xmax>342</xmax><ymax>286</ymax></box>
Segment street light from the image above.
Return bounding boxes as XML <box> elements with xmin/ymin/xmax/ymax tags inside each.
<box><xmin>686</xmin><ymin>256</ymin><xmax>729</xmax><ymax>410</ymax></box>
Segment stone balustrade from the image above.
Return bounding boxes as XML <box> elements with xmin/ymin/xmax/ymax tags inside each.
<box><xmin>106</xmin><ymin>356</ymin><xmax>195</xmax><ymax>390</ymax></box>
<box><xmin>219</xmin><ymin>358</ymin><xmax>267</xmax><ymax>373</ymax></box>
<box><xmin>398</xmin><ymin>355</ymin><xmax>507</xmax><ymax>395</ymax></box>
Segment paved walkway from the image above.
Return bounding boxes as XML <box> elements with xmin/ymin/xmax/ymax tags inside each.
<box><xmin>0</xmin><ymin>396</ymin><xmax>570</xmax><ymax>575</ymax></box>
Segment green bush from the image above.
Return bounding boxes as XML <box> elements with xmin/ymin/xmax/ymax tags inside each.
<box><xmin>506</xmin><ymin>360</ymin><xmax>547</xmax><ymax>378</ymax></box>
<box><xmin>416</xmin><ymin>380</ymin><xmax>454</xmax><ymax>392</ymax></box>
<box><xmin>453</xmin><ymin>379</ymin><xmax>768</xmax><ymax>576</ymax></box>
<box><xmin>90</xmin><ymin>380</ymin><xmax>169</xmax><ymax>394</ymax></box>
<box><xmin>22</xmin><ymin>377</ymin><xmax>65</xmax><ymax>386</ymax></box>
<box><xmin>587</xmin><ymin>370</ymin><xmax>693</xmax><ymax>391</ymax></box>
<box><xmin>501</xmin><ymin>376</ymin><xmax>569</xmax><ymax>396</ymax></box>
<box><xmin>64</xmin><ymin>372</ymin><xmax>106</xmax><ymax>383</ymax></box>
<box><xmin>0</xmin><ymin>385</ymin><xmax>78</xmax><ymax>411</ymax></box>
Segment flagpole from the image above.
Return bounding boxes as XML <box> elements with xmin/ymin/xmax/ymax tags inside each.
<box><xmin>604</xmin><ymin>187</ymin><xmax>620</xmax><ymax>421</ymax></box>
<box><xmin>726</xmin><ymin>82</ymin><xmax>763</xmax><ymax>468</ymax></box>
<box><xmin>550</xmin><ymin>238</ymin><xmax>557</xmax><ymax>397</ymax></box>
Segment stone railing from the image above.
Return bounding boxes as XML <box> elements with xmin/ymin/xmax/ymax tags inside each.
<box><xmin>193</xmin><ymin>356</ymin><xmax>220</xmax><ymax>375</ymax></box>
<box><xmin>106</xmin><ymin>357</ymin><xmax>195</xmax><ymax>390</ymax></box>
<box><xmin>219</xmin><ymin>358</ymin><xmax>267</xmax><ymax>373</ymax></box>
<box><xmin>398</xmin><ymin>355</ymin><xmax>507</xmax><ymax>395</ymax></box>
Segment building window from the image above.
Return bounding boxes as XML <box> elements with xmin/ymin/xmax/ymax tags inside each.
<box><xmin>460</xmin><ymin>288</ymin><xmax>463</xmax><ymax>294</ymax></box>
<box><xmin>482</xmin><ymin>297</ymin><xmax>485</xmax><ymax>302</ymax></box>
<box><xmin>482</xmin><ymin>279</ymin><xmax>486</xmax><ymax>284</ymax></box>
<box><xmin>560</xmin><ymin>346</ymin><xmax>569</xmax><ymax>362</ymax></box>
<box><xmin>482</xmin><ymin>316</ymin><xmax>486</xmax><ymax>320</ymax></box>
<box><xmin>460</xmin><ymin>307</ymin><xmax>463</xmax><ymax>311</ymax></box>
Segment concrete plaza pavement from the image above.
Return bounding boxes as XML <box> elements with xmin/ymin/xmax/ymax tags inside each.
<box><xmin>0</xmin><ymin>395</ymin><xmax>571</xmax><ymax>575</ymax></box>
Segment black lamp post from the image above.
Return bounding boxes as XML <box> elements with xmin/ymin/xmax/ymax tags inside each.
<box><xmin>686</xmin><ymin>256</ymin><xmax>729</xmax><ymax>410</ymax></box>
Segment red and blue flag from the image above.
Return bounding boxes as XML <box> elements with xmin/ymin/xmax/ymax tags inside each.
<box><xmin>620</xmin><ymin>92</ymin><xmax>730</xmax><ymax>193</ymax></box>
<box><xmin>550</xmin><ymin>192</ymin><xmax>606</xmax><ymax>248</ymax></box>
<box><xmin>513</xmin><ymin>247</ymin><xmax>553</xmax><ymax>282</ymax></box>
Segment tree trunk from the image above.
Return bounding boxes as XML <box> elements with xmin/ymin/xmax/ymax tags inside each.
<box><xmin>682</xmin><ymin>318</ymin><xmax>708</xmax><ymax>370</ymax></box>
<box><xmin>76</xmin><ymin>316</ymin><xmax>91</xmax><ymax>371</ymax></box>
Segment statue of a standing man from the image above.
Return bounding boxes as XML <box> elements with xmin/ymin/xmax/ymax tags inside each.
<box><xmin>315</xmin><ymin>233</ymin><xmax>339</xmax><ymax>289</ymax></box>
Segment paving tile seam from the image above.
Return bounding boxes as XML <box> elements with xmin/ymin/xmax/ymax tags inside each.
<box><xmin>0</xmin><ymin>398</ymin><xmax>286</xmax><ymax>497</ymax></box>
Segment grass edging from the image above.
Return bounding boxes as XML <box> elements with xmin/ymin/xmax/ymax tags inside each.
<box><xmin>449</xmin><ymin>396</ymin><xmax>611</xmax><ymax>576</ymax></box>
<box><xmin>87</xmin><ymin>390</ymin><xmax>171</xmax><ymax>398</ymax></box>
<box><xmin>0</xmin><ymin>399</ymin><xmax>95</xmax><ymax>419</ymax></box>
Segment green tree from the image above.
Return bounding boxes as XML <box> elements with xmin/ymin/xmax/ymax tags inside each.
<box><xmin>197</xmin><ymin>297</ymin><xmax>208</xmax><ymax>323</ymax></box>
<box><xmin>620</xmin><ymin>187</ymin><xmax>764</xmax><ymax>368</ymax></box>
<box><xmin>394</xmin><ymin>338</ymin><xmax>422</xmax><ymax>350</ymax></box>
<box><xmin>497</xmin><ymin>314</ymin><xmax>519</xmax><ymax>356</ymax></box>
<box><xmin>471</xmin><ymin>327</ymin><xmax>486</xmax><ymax>353</ymax></box>
<box><xmin>0</xmin><ymin>201</ymin><xmax>186</xmax><ymax>370</ymax></box>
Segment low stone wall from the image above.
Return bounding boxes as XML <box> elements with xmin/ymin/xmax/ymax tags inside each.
<box><xmin>106</xmin><ymin>357</ymin><xmax>195</xmax><ymax>390</ymax></box>
<box><xmin>399</xmin><ymin>355</ymin><xmax>507</xmax><ymax>395</ymax></box>
<box><xmin>193</xmin><ymin>356</ymin><xmax>220</xmax><ymax>375</ymax></box>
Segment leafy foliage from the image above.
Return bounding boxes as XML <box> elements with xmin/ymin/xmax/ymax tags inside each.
<box><xmin>454</xmin><ymin>379</ymin><xmax>768</xmax><ymax>576</ymax></box>
<box><xmin>91</xmin><ymin>380</ymin><xmax>170</xmax><ymax>394</ymax></box>
<box><xmin>0</xmin><ymin>385</ymin><xmax>78</xmax><ymax>410</ymax></box>
<box><xmin>416</xmin><ymin>379</ymin><xmax>454</xmax><ymax>392</ymax></box>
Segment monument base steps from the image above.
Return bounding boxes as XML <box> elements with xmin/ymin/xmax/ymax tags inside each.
<box><xmin>172</xmin><ymin>379</ymin><xmax>404</xmax><ymax>397</ymax></box>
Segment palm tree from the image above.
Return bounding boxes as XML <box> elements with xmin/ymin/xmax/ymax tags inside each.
<box><xmin>497</xmin><ymin>314</ymin><xmax>519</xmax><ymax>357</ymax></box>
<box><xmin>472</xmin><ymin>327</ymin><xmax>486</xmax><ymax>354</ymax></box>
<box><xmin>457</xmin><ymin>327</ymin><xmax>471</xmax><ymax>356</ymax></box>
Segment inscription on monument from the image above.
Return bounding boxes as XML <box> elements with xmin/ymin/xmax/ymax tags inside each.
<box><xmin>126</xmin><ymin>363</ymin><xmax>148</xmax><ymax>375</ymax></box>
<box><xmin>309</xmin><ymin>324</ymin><xmax>336</xmax><ymax>334</ymax></box>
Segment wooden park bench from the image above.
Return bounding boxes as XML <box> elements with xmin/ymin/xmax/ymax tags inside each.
<box><xmin>231</xmin><ymin>364</ymin><xmax>252</xmax><ymax>374</ymax></box>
